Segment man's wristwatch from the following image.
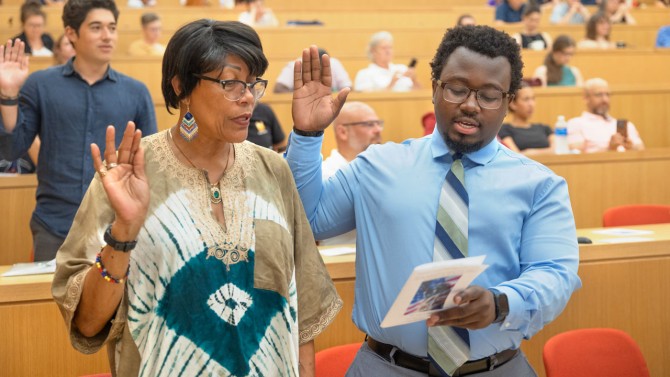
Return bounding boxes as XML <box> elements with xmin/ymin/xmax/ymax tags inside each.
<box><xmin>292</xmin><ymin>126</ymin><xmax>324</xmax><ymax>137</ymax></box>
<box><xmin>104</xmin><ymin>224</ymin><xmax>137</xmax><ymax>252</ymax></box>
<box><xmin>490</xmin><ymin>289</ymin><xmax>509</xmax><ymax>324</ymax></box>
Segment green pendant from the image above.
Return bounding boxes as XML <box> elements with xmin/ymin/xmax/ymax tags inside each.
<box><xmin>210</xmin><ymin>184</ymin><xmax>222</xmax><ymax>204</ymax></box>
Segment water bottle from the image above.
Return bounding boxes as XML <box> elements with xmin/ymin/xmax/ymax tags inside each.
<box><xmin>554</xmin><ymin>115</ymin><xmax>570</xmax><ymax>154</ymax></box>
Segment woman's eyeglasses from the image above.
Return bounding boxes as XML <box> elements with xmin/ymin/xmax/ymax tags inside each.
<box><xmin>194</xmin><ymin>74</ymin><xmax>268</xmax><ymax>102</ymax></box>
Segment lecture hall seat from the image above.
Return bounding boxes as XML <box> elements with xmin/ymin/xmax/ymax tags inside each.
<box><xmin>602</xmin><ymin>204</ymin><xmax>670</xmax><ymax>227</ymax></box>
<box><xmin>543</xmin><ymin>328</ymin><xmax>650</xmax><ymax>377</ymax></box>
<box><xmin>315</xmin><ymin>342</ymin><xmax>361</xmax><ymax>377</ymax></box>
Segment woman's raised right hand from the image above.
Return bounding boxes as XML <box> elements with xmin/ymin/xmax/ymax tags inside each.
<box><xmin>91</xmin><ymin>122</ymin><xmax>149</xmax><ymax>241</ymax></box>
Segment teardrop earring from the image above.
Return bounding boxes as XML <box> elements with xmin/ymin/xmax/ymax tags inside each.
<box><xmin>180</xmin><ymin>104</ymin><xmax>199</xmax><ymax>142</ymax></box>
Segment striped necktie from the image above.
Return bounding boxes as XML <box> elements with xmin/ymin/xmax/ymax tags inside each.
<box><xmin>428</xmin><ymin>152</ymin><xmax>471</xmax><ymax>376</ymax></box>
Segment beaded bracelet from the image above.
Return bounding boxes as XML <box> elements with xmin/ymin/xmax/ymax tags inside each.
<box><xmin>95</xmin><ymin>250</ymin><xmax>130</xmax><ymax>284</ymax></box>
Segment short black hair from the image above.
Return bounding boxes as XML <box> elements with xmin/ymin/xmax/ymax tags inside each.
<box><xmin>430</xmin><ymin>25</ymin><xmax>523</xmax><ymax>95</ymax></box>
<box><xmin>62</xmin><ymin>0</ymin><xmax>119</xmax><ymax>33</ymax></box>
<box><xmin>20</xmin><ymin>1</ymin><xmax>45</xmax><ymax>25</ymax></box>
<box><xmin>141</xmin><ymin>12</ymin><xmax>160</xmax><ymax>27</ymax></box>
<box><xmin>162</xmin><ymin>19</ymin><xmax>269</xmax><ymax>112</ymax></box>
<box><xmin>522</xmin><ymin>4</ymin><xmax>542</xmax><ymax>17</ymax></box>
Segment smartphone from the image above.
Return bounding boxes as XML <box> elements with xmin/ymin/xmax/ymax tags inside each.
<box><xmin>616</xmin><ymin>119</ymin><xmax>628</xmax><ymax>138</ymax></box>
<box><xmin>408</xmin><ymin>58</ymin><xmax>417</xmax><ymax>68</ymax></box>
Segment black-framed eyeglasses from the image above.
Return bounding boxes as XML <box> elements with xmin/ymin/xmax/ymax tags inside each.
<box><xmin>341</xmin><ymin>120</ymin><xmax>385</xmax><ymax>129</ymax></box>
<box><xmin>434</xmin><ymin>80</ymin><xmax>513</xmax><ymax>110</ymax></box>
<box><xmin>194</xmin><ymin>74</ymin><xmax>268</xmax><ymax>102</ymax></box>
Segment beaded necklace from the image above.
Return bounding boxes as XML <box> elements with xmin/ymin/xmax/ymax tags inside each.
<box><xmin>168</xmin><ymin>128</ymin><xmax>232</xmax><ymax>204</ymax></box>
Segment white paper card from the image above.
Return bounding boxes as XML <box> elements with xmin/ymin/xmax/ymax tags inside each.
<box><xmin>381</xmin><ymin>256</ymin><xmax>487</xmax><ymax>328</ymax></box>
<box><xmin>599</xmin><ymin>237</ymin><xmax>655</xmax><ymax>244</ymax></box>
<box><xmin>319</xmin><ymin>246</ymin><xmax>356</xmax><ymax>257</ymax></box>
<box><xmin>591</xmin><ymin>228</ymin><xmax>654</xmax><ymax>236</ymax></box>
<box><xmin>1</xmin><ymin>259</ymin><xmax>56</xmax><ymax>277</ymax></box>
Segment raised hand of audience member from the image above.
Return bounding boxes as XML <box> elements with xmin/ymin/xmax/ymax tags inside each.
<box><xmin>292</xmin><ymin>45</ymin><xmax>350</xmax><ymax>132</ymax></box>
<box><xmin>0</xmin><ymin>39</ymin><xmax>30</xmax><ymax>99</ymax></box>
<box><xmin>90</xmin><ymin>122</ymin><xmax>149</xmax><ymax>242</ymax></box>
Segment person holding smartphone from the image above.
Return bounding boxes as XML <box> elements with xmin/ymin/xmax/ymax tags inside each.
<box><xmin>567</xmin><ymin>78</ymin><xmax>645</xmax><ymax>153</ymax></box>
<box><xmin>354</xmin><ymin>31</ymin><xmax>421</xmax><ymax>92</ymax></box>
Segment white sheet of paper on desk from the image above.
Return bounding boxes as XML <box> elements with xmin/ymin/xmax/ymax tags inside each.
<box><xmin>591</xmin><ymin>228</ymin><xmax>654</xmax><ymax>236</ymax></box>
<box><xmin>1</xmin><ymin>259</ymin><xmax>56</xmax><ymax>277</ymax></box>
<box><xmin>381</xmin><ymin>255</ymin><xmax>487</xmax><ymax>328</ymax></box>
<box><xmin>599</xmin><ymin>237</ymin><xmax>655</xmax><ymax>244</ymax></box>
<box><xmin>319</xmin><ymin>246</ymin><xmax>356</xmax><ymax>257</ymax></box>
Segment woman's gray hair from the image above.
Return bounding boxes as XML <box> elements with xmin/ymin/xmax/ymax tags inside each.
<box><xmin>367</xmin><ymin>31</ymin><xmax>393</xmax><ymax>60</ymax></box>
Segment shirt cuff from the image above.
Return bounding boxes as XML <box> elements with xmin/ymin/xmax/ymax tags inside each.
<box><xmin>286</xmin><ymin>132</ymin><xmax>324</xmax><ymax>164</ymax></box>
<box><xmin>492</xmin><ymin>286</ymin><xmax>528</xmax><ymax>332</ymax></box>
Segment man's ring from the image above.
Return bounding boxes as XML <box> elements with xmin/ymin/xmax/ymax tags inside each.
<box><xmin>107</xmin><ymin>162</ymin><xmax>118</xmax><ymax>169</ymax></box>
<box><xmin>99</xmin><ymin>167</ymin><xmax>108</xmax><ymax>178</ymax></box>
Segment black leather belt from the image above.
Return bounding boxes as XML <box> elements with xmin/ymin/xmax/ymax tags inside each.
<box><xmin>367</xmin><ymin>337</ymin><xmax>519</xmax><ymax>376</ymax></box>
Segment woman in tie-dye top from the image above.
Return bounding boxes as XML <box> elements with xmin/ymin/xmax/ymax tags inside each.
<box><xmin>52</xmin><ymin>19</ymin><xmax>341</xmax><ymax>377</ymax></box>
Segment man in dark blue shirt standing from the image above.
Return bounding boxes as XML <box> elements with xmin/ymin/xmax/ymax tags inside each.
<box><xmin>0</xmin><ymin>0</ymin><xmax>157</xmax><ymax>261</ymax></box>
<box><xmin>495</xmin><ymin>0</ymin><xmax>527</xmax><ymax>24</ymax></box>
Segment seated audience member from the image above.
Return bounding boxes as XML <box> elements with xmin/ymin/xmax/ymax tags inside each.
<box><xmin>578</xmin><ymin>12</ymin><xmax>616</xmax><ymax>49</ymax></box>
<box><xmin>274</xmin><ymin>48</ymin><xmax>351</xmax><ymax>93</ymax></box>
<box><xmin>534</xmin><ymin>35</ymin><xmax>584</xmax><ymax>86</ymax></box>
<box><xmin>657</xmin><ymin>0</ymin><xmax>670</xmax><ymax>7</ymax></box>
<box><xmin>550</xmin><ymin>0</ymin><xmax>591</xmax><ymax>24</ymax></box>
<box><xmin>13</xmin><ymin>1</ymin><xmax>54</xmax><ymax>57</ymax></box>
<box><xmin>321</xmin><ymin>102</ymin><xmax>383</xmax><ymax>246</ymax></box>
<box><xmin>246</xmin><ymin>103</ymin><xmax>286</xmax><ymax>152</ymax></box>
<box><xmin>52</xmin><ymin>34</ymin><xmax>75</xmax><ymax>65</ymax></box>
<box><xmin>456</xmin><ymin>14</ymin><xmax>477</xmax><ymax>26</ymax></box>
<box><xmin>495</xmin><ymin>0</ymin><xmax>527</xmax><ymax>24</ymax></box>
<box><xmin>567</xmin><ymin>78</ymin><xmax>644</xmax><ymax>153</ymax></box>
<box><xmin>127</xmin><ymin>0</ymin><xmax>157</xmax><ymax>7</ymax></box>
<box><xmin>354</xmin><ymin>31</ymin><xmax>420</xmax><ymax>92</ymax></box>
<box><xmin>238</xmin><ymin>0</ymin><xmax>279</xmax><ymax>27</ymax></box>
<box><xmin>128</xmin><ymin>12</ymin><xmax>166</xmax><ymax>57</ymax></box>
<box><xmin>512</xmin><ymin>5</ymin><xmax>553</xmax><ymax>50</ymax></box>
<box><xmin>656</xmin><ymin>25</ymin><xmax>670</xmax><ymax>47</ymax></box>
<box><xmin>499</xmin><ymin>83</ymin><xmax>554</xmax><ymax>155</ymax></box>
<box><xmin>601</xmin><ymin>0</ymin><xmax>636</xmax><ymax>24</ymax></box>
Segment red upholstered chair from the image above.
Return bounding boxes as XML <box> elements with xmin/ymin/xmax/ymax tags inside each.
<box><xmin>543</xmin><ymin>328</ymin><xmax>650</xmax><ymax>377</ymax></box>
<box><xmin>315</xmin><ymin>342</ymin><xmax>361</xmax><ymax>377</ymax></box>
<box><xmin>421</xmin><ymin>112</ymin><xmax>436</xmax><ymax>136</ymax></box>
<box><xmin>602</xmin><ymin>204</ymin><xmax>670</xmax><ymax>227</ymax></box>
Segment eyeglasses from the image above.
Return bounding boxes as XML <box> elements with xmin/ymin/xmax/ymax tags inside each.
<box><xmin>434</xmin><ymin>80</ymin><xmax>512</xmax><ymax>110</ymax></box>
<box><xmin>194</xmin><ymin>74</ymin><xmax>268</xmax><ymax>102</ymax></box>
<box><xmin>341</xmin><ymin>120</ymin><xmax>385</xmax><ymax>129</ymax></box>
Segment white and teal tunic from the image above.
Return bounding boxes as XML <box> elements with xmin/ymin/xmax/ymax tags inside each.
<box><xmin>53</xmin><ymin>131</ymin><xmax>342</xmax><ymax>376</ymax></box>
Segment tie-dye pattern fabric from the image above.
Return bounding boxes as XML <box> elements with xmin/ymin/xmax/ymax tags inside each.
<box><xmin>52</xmin><ymin>131</ymin><xmax>342</xmax><ymax>377</ymax></box>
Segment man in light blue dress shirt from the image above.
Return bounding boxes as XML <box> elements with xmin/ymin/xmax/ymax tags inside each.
<box><xmin>287</xmin><ymin>26</ymin><xmax>581</xmax><ymax>376</ymax></box>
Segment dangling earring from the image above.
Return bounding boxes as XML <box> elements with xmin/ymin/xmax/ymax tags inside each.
<box><xmin>180</xmin><ymin>104</ymin><xmax>198</xmax><ymax>142</ymax></box>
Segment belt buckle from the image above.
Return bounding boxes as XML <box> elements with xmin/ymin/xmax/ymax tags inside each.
<box><xmin>388</xmin><ymin>347</ymin><xmax>399</xmax><ymax>364</ymax></box>
<box><xmin>488</xmin><ymin>354</ymin><xmax>498</xmax><ymax>371</ymax></box>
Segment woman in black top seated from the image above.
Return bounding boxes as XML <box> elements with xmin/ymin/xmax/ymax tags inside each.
<box><xmin>12</xmin><ymin>1</ymin><xmax>54</xmax><ymax>57</ymax></box>
<box><xmin>499</xmin><ymin>83</ymin><xmax>555</xmax><ymax>155</ymax></box>
<box><xmin>512</xmin><ymin>5</ymin><xmax>553</xmax><ymax>50</ymax></box>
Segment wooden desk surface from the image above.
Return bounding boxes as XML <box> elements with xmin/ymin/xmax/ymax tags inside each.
<box><xmin>1</xmin><ymin>224</ymin><xmax>669</xmax><ymax>376</ymax></box>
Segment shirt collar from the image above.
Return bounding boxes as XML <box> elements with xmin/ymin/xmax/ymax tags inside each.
<box><xmin>430</xmin><ymin>123</ymin><xmax>499</xmax><ymax>166</ymax></box>
<box><xmin>581</xmin><ymin>111</ymin><xmax>612</xmax><ymax>122</ymax></box>
<box><xmin>61</xmin><ymin>57</ymin><xmax>118</xmax><ymax>83</ymax></box>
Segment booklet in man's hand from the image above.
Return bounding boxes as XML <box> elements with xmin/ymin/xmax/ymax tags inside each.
<box><xmin>380</xmin><ymin>255</ymin><xmax>487</xmax><ymax>328</ymax></box>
